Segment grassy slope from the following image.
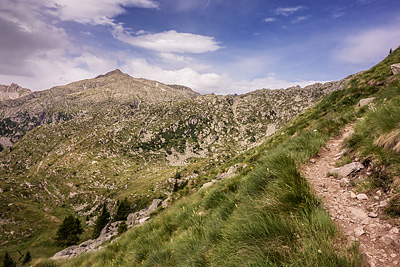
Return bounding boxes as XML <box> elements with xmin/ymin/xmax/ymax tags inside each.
<box><xmin>11</xmin><ymin>47</ymin><xmax>400</xmax><ymax>266</ymax></box>
<box><xmin>0</xmin><ymin>72</ymin><xmax>340</xmax><ymax>262</ymax></box>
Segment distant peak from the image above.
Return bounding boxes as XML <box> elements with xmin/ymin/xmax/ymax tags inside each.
<box><xmin>95</xmin><ymin>69</ymin><xmax>125</xmax><ymax>79</ymax></box>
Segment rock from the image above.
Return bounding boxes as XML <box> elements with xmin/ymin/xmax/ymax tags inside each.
<box><xmin>200</xmin><ymin>182</ymin><xmax>213</xmax><ymax>190</ymax></box>
<box><xmin>358</xmin><ymin>97</ymin><xmax>375</xmax><ymax>107</ymax></box>
<box><xmin>354</xmin><ymin>226</ymin><xmax>365</xmax><ymax>237</ymax></box>
<box><xmin>380</xmin><ymin>235</ymin><xmax>394</xmax><ymax>246</ymax></box>
<box><xmin>145</xmin><ymin>199</ymin><xmax>162</xmax><ymax>215</ymax></box>
<box><xmin>310</xmin><ymin>158</ymin><xmax>317</xmax><ymax>164</ymax></box>
<box><xmin>379</xmin><ymin>200</ymin><xmax>388</xmax><ymax>207</ymax></box>
<box><xmin>389</xmin><ymin>227</ymin><xmax>399</xmax><ymax>234</ymax></box>
<box><xmin>357</xmin><ymin>194</ymin><xmax>368</xmax><ymax>200</ymax></box>
<box><xmin>348</xmin><ymin>207</ymin><xmax>368</xmax><ymax>220</ymax></box>
<box><xmin>126</xmin><ymin>212</ymin><xmax>139</xmax><ymax>227</ymax></box>
<box><xmin>368</xmin><ymin>212</ymin><xmax>378</xmax><ymax>218</ymax></box>
<box><xmin>329</xmin><ymin>162</ymin><xmax>364</xmax><ymax>178</ymax></box>
<box><xmin>216</xmin><ymin>164</ymin><xmax>239</xmax><ymax>179</ymax></box>
<box><xmin>350</xmin><ymin>191</ymin><xmax>357</xmax><ymax>199</ymax></box>
<box><xmin>391</xmin><ymin>63</ymin><xmax>400</xmax><ymax>75</ymax></box>
<box><xmin>139</xmin><ymin>217</ymin><xmax>150</xmax><ymax>224</ymax></box>
<box><xmin>340</xmin><ymin>178</ymin><xmax>350</xmax><ymax>187</ymax></box>
<box><xmin>161</xmin><ymin>196</ymin><xmax>171</xmax><ymax>208</ymax></box>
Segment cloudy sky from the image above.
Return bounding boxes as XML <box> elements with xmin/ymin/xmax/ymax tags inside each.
<box><xmin>1</xmin><ymin>0</ymin><xmax>399</xmax><ymax>94</ymax></box>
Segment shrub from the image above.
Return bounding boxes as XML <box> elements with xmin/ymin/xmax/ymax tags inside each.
<box><xmin>3</xmin><ymin>252</ymin><xmax>16</xmax><ymax>267</ymax></box>
<box><xmin>118</xmin><ymin>221</ymin><xmax>128</xmax><ymax>234</ymax></box>
<box><xmin>55</xmin><ymin>215</ymin><xmax>83</xmax><ymax>247</ymax></box>
<box><xmin>113</xmin><ymin>198</ymin><xmax>131</xmax><ymax>222</ymax></box>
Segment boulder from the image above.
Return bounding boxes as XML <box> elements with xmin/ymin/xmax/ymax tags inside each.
<box><xmin>200</xmin><ymin>182</ymin><xmax>213</xmax><ymax>190</ymax></box>
<box><xmin>126</xmin><ymin>212</ymin><xmax>139</xmax><ymax>227</ymax></box>
<box><xmin>329</xmin><ymin>162</ymin><xmax>364</xmax><ymax>178</ymax></box>
<box><xmin>145</xmin><ymin>199</ymin><xmax>162</xmax><ymax>215</ymax></box>
<box><xmin>358</xmin><ymin>97</ymin><xmax>375</xmax><ymax>107</ymax></box>
<box><xmin>391</xmin><ymin>63</ymin><xmax>400</xmax><ymax>75</ymax></box>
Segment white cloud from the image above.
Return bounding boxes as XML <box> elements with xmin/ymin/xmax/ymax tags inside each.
<box><xmin>121</xmin><ymin>57</ymin><xmax>228</xmax><ymax>94</ymax></box>
<box><xmin>229</xmin><ymin>74</ymin><xmax>323</xmax><ymax>95</ymax></box>
<box><xmin>275</xmin><ymin>6</ymin><xmax>306</xmax><ymax>16</ymax></box>
<box><xmin>264</xmin><ymin>17</ymin><xmax>276</xmax><ymax>22</ymax></box>
<box><xmin>113</xmin><ymin>27</ymin><xmax>222</xmax><ymax>53</ymax></box>
<box><xmin>335</xmin><ymin>26</ymin><xmax>400</xmax><ymax>64</ymax></box>
<box><xmin>292</xmin><ymin>16</ymin><xmax>308</xmax><ymax>24</ymax></box>
<box><xmin>52</xmin><ymin>0</ymin><xmax>159</xmax><ymax>24</ymax></box>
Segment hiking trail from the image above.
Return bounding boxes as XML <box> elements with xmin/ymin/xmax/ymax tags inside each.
<box><xmin>302</xmin><ymin>124</ymin><xmax>400</xmax><ymax>267</ymax></box>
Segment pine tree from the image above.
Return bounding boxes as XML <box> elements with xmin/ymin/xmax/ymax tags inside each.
<box><xmin>3</xmin><ymin>252</ymin><xmax>16</xmax><ymax>267</ymax></box>
<box><xmin>92</xmin><ymin>204</ymin><xmax>110</xmax><ymax>239</ymax></box>
<box><xmin>113</xmin><ymin>198</ymin><xmax>131</xmax><ymax>222</ymax></box>
<box><xmin>390</xmin><ymin>48</ymin><xmax>393</xmax><ymax>54</ymax></box>
<box><xmin>55</xmin><ymin>215</ymin><xmax>83</xmax><ymax>246</ymax></box>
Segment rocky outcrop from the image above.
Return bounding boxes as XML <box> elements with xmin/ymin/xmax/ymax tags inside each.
<box><xmin>358</xmin><ymin>97</ymin><xmax>375</xmax><ymax>107</ymax></box>
<box><xmin>329</xmin><ymin>162</ymin><xmax>364</xmax><ymax>178</ymax></box>
<box><xmin>391</xmin><ymin>63</ymin><xmax>400</xmax><ymax>75</ymax></box>
<box><xmin>0</xmin><ymin>83</ymin><xmax>31</xmax><ymax>101</ymax></box>
<box><xmin>52</xmin><ymin>199</ymin><xmax>163</xmax><ymax>260</ymax></box>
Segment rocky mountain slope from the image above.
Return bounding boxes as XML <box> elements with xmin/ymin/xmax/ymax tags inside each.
<box><xmin>0</xmin><ymin>83</ymin><xmax>31</xmax><ymax>102</ymax></box>
<box><xmin>0</xmin><ymin>69</ymin><xmax>355</xmax><ymax>259</ymax></box>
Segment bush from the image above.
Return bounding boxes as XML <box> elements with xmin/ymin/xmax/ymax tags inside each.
<box><xmin>55</xmin><ymin>215</ymin><xmax>83</xmax><ymax>247</ymax></box>
<box><xmin>113</xmin><ymin>198</ymin><xmax>131</xmax><ymax>222</ymax></box>
<box><xmin>3</xmin><ymin>252</ymin><xmax>16</xmax><ymax>267</ymax></box>
<box><xmin>118</xmin><ymin>221</ymin><xmax>128</xmax><ymax>234</ymax></box>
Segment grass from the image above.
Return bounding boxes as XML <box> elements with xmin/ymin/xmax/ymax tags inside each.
<box><xmin>51</xmin><ymin>81</ymin><xmax>376</xmax><ymax>266</ymax></box>
<box><xmin>52</xmin><ymin>46</ymin><xmax>400</xmax><ymax>266</ymax></box>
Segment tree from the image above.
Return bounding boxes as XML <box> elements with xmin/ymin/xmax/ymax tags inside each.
<box><xmin>113</xmin><ymin>198</ymin><xmax>131</xmax><ymax>222</ymax></box>
<box><xmin>55</xmin><ymin>215</ymin><xmax>83</xmax><ymax>246</ymax></box>
<box><xmin>22</xmin><ymin>251</ymin><xmax>31</xmax><ymax>265</ymax></box>
<box><xmin>117</xmin><ymin>221</ymin><xmax>127</xmax><ymax>234</ymax></box>
<box><xmin>92</xmin><ymin>204</ymin><xmax>110</xmax><ymax>239</ymax></box>
<box><xmin>390</xmin><ymin>48</ymin><xmax>393</xmax><ymax>54</ymax></box>
<box><xmin>3</xmin><ymin>252</ymin><xmax>16</xmax><ymax>267</ymax></box>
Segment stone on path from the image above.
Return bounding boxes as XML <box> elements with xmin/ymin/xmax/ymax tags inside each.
<box><xmin>329</xmin><ymin>162</ymin><xmax>364</xmax><ymax>178</ymax></box>
<box><xmin>354</xmin><ymin>226</ymin><xmax>365</xmax><ymax>237</ymax></box>
<box><xmin>356</xmin><ymin>193</ymin><xmax>368</xmax><ymax>200</ymax></box>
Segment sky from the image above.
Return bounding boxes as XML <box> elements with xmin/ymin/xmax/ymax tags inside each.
<box><xmin>1</xmin><ymin>0</ymin><xmax>400</xmax><ymax>95</ymax></box>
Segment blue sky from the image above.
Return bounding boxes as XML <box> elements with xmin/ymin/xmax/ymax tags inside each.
<box><xmin>1</xmin><ymin>0</ymin><xmax>400</xmax><ymax>94</ymax></box>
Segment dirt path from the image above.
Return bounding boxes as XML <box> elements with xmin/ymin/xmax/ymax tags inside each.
<box><xmin>302</xmin><ymin>124</ymin><xmax>400</xmax><ymax>267</ymax></box>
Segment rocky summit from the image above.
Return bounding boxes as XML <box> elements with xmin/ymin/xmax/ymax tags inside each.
<box><xmin>0</xmin><ymin>69</ymin><xmax>355</xmax><ymax>255</ymax></box>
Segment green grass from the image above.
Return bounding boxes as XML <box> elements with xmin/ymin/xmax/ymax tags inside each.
<box><xmin>54</xmin><ymin>46</ymin><xmax>400</xmax><ymax>267</ymax></box>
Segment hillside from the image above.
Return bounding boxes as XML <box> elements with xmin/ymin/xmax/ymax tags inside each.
<box><xmin>0</xmin><ymin>68</ymin><xmax>354</xmax><ymax>260</ymax></box>
<box><xmin>38</xmin><ymin>46</ymin><xmax>400</xmax><ymax>266</ymax></box>
<box><xmin>2</xmin><ymin>46</ymin><xmax>400</xmax><ymax>266</ymax></box>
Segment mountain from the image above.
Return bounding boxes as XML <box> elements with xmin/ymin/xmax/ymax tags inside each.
<box><xmin>47</xmin><ymin>46</ymin><xmax>400</xmax><ymax>267</ymax></box>
<box><xmin>0</xmin><ymin>68</ymin><xmax>356</xmax><ymax>258</ymax></box>
<box><xmin>0</xmin><ymin>83</ymin><xmax>31</xmax><ymax>101</ymax></box>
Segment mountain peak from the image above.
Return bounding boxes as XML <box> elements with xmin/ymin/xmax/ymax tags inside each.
<box><xmin>95</xmin><ymin>69</ymin><xmax>125</xmax><ymax>79</ymax></box>
<box><xmin>0</xmin><ymin>83</ymin><xmax>31</xmax><ymax>101</ymax></box>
